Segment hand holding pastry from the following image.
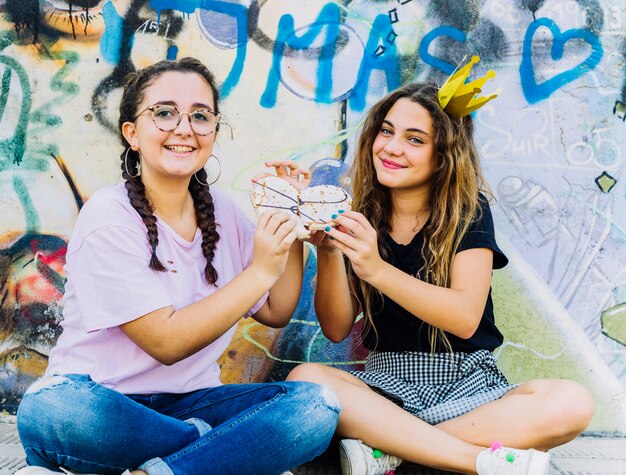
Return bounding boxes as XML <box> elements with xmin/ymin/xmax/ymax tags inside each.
<box><xmin>251</xmin><ymin>160</ymin><xmax>352</xmax><ymax>240</ymax></box>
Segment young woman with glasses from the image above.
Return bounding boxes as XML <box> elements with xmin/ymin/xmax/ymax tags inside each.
<box><xmin>16</xmin><ymin>57</ymin><xmax>340</xmax><ymax>475</ymax></box>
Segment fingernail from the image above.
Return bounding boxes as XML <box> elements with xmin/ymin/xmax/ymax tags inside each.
<box><xmin>324</xmin><ymin>226</ymin><xmax>331</xmax><ymax>232</ymax></box>
<box><xmin>331</xmin><ymin>214</ymin><xmax>338</xmax><ymax>219</ymax></box>
<box><xmin>329</xmin><ymin>237</ymin><xmax>334</xmax><ymax>241</ymax></box>
<box><xmin>338</xmin><ymin>209</ymin><xmax>345</xmax><ymax>213</ymax></box>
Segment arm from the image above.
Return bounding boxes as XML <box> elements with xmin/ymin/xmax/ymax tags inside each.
<box><xmin>252</xmin><ymin>238</ymin><xmax>304</xmax><ymax>327</ymax></box>
<box><xmin>257</xmin><ymin>157</ymin><xmax>359</xmax><ymax>341</ymax></box>
<box><xmin>326</xmin><ymin>211</ymin><xmax>493</xmax><ymax>339</ymax></box>
<box><xmin>365</xmin><ymin>248</ymin><xmax>492</xmax><ymax>338</ymax></box>
<box><xmin>311</xmin><ymin>233</ymin><xmax>360</xmax><ymax>342</ymax></box>
<box><xmin>121</xmin><ymin>211</ymin><xmax>299</xmax><ymax>365</ymax></box>
<box><xmin>250</xmin><ymin>160</ymin><xmax>312</xmax><ymax>327</ymax></box>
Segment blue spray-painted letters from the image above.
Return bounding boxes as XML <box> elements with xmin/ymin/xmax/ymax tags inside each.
<box><xmin>260</xmin><ymin>3</ymin><xmax>341</xmax><ymax>108</ymax></box>
<box><xmin>349</xmin><ymin>14</ymin><xmax>401</xmax><ymax>111</ymax></box>
<box><xmin>418</xmin><ymin>25</ymin><xmax>467</xmax><ymax>76</ymax></box>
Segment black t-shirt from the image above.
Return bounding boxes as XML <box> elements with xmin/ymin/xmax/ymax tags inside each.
<box><xmin>362</xmin><ymin>197</ymin><xmax>508</xmax><ymax>353</ymax></box>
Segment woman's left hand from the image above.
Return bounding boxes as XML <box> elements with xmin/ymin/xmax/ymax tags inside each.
<box><xmin>252</xmin><ymin>160</ymin><xmax>312</xmax><ymax>191</ymax></box>
<box><xmin>324</xmin><ymin>210</ymin><xmax>385</xmax><ymax>283</ymax></box>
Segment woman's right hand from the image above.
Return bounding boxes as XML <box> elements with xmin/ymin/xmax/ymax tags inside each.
<box><xmin>306</xmin><ymin>229</ymin><xmax>337</xmax><ymax>252</ymax></box>
<box><xmin>323</xmin><ymin>210</ymin><xmax>384</xmax><ymax>283</ymax></box>
<box><xmin>250</xmin><ymin>210</ymin><xmax>299</xmax><ymax>284</ymax></box>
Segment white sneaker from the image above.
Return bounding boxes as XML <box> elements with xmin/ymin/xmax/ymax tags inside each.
<box><xmin>339</xmin><ymin>439</ymin><xmax>402</xmax><ymax>475</ymax></box>
<box><xmin>476</xmin><ymin>445</ymin><xmax>550</xmax><ymax>474</ymax></box>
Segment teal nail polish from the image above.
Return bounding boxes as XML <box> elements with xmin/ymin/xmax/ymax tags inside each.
<box><xmin>331</xmin><ymin>214</ymin><xmax>338</xmax><ymax>219</ymax></box>
<box><xmin>329</xmin><ymin>236</ymin><xmax>334</xmax><ymax>241</ymax></box>
<box><xmin>324</xmin><ymin>226</ymin><xmax>331</xmax><ymax>232</ymax></box>
<box><xmin>338</xmin><ymin>209</ymin><xmax>345</xmax><ymax>214</ymax></box>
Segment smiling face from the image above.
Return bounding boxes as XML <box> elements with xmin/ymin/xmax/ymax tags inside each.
<box><xmin>372</xmin><ymin>97</ymin><xmax>436</xmax><ymax>194</ymax></box>
<box><xmin>122</xmin><ymin>71</ymin><xmax>218</xmax><ymax>185</ymax></box>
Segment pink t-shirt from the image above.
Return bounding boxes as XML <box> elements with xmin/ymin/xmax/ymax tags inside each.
<box><xmin>46</xmin><ymin>183</ymin><xmax>266</xmax><ymax>394</ymax></box>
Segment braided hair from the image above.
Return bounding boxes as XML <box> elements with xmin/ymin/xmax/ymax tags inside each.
<box><xmin>118</xmin><ymin>57</ymin><xmax>221</xmax><ymax>285</ymax></box>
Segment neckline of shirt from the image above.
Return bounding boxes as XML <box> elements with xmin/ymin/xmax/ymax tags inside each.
<box><xmin>155</xmin><ymin>217</ymin><xmax>202</xmax><ymax>247</ymax></box>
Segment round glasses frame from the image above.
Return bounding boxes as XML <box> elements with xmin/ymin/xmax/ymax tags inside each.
<box><xmin>135</xmin><ymin>104</ymin><xmax>222</xmax><ymax>136</ymax></box>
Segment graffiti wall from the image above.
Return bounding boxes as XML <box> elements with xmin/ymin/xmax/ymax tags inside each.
<box><xmin>0</xmin><ymin>0</ymin><xmax>625</xmax><ymax>433</ymax></box>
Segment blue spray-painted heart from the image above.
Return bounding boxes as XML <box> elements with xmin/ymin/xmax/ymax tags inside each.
<box><xmin>520</xmin><ymin>18</ymin><xmax>603</xmax><ymax>104</ymax></box>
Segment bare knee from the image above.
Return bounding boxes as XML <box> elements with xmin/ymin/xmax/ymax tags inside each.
<box><xmin>522</xmin><ymin>379</ymin><xmax>594</xmax><ymax>438</ymax></box>
<box><xmin>558</xmin><ymin>380</ymin><xmax>594</xmax><ymax>434</ymax></box>
<box><xmin>287</xmin><ymin>363</ymin><xmax>335</xmax><ymax>385</ymax></box>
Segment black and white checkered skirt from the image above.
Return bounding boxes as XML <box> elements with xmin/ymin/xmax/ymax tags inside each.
<box><xmin>350</xmin><ymin>349</ymin><xmax>516</xmax><ymax>425</ymax></box>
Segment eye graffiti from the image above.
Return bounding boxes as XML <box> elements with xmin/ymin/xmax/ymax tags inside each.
<box><xmin>251</xmin><ymin>176</ymin><xmax>352</xmax><ymax>239</ymax></box>
<box><xmin>42</xmin><ymin>0</ymin><xmax>108</xmax><ymax>39</ymax></box>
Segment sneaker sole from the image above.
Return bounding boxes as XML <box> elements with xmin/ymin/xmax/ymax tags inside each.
<box><xmin>528</xmin><ymin>450</ymin><xmax>551</xmax><ymax>474</ymax></box>
<box><xmin>339</xmin><ymin>439</ymin><xmax>366</xmax><ymax>475</ymax></box>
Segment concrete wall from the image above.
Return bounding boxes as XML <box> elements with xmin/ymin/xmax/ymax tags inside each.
<box><xmin>0</xmin><ymin>0</ymin><xmax>624</xmax><ymax>433</ymax></box>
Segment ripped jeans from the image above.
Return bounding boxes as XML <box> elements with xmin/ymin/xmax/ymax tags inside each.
<box><xmin>17</xmin><ymin>374</ymin><xmax>341</xmax><ymax>475</ymax></box>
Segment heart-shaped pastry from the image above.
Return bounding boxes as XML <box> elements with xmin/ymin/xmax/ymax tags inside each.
<box><xmin>251</xmin><ymin>176</ymin><xmax>352</xmax><ymax>239</ymax></box>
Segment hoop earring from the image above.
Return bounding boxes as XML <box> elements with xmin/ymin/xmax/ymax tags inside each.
<box><xmin>194</xmin><ymin>155</ymin><xmax>221</xmax><ymax>186</ymax></box>
<box><xmin>124</xmin><ymin>147</ymin><xmax>141</xmax><ymax>178</ymax></box>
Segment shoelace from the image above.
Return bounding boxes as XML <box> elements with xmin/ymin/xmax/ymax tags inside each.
<box><xmin>490</xmin><ymin>441</ymin><xmax>522</xmax><ymax>470</ymax></box>
<box><xmin>370</xmin><ymin>448</ymin><xmax>398</xmax><ymax>474</ymax></box>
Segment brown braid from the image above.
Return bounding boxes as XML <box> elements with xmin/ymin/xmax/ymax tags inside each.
<box><xmin>118</xmin><ymin>57</ymin><xmax>221</xmax><ymax>281</ymax></box>
<box><xmin>189</xmin><ymin>167</ymin><xmax>220</xmax><ymax>284</ymax></box>
<box><xmin>120</xmin><ymin>156</ymin><xmax>167</xmax><ymax>272</ymax></box>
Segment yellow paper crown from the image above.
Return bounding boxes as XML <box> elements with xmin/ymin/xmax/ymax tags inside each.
<box><xmin>438</xmin><ymin>55</ymin><xmax>501</xmax><ymax>118</ymax></box>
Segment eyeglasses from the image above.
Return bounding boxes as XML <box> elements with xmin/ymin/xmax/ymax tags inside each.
<box><xmin>136</xmin><ymin>104</ymin><xmax>221</xmax><ymax>136</ymax></box>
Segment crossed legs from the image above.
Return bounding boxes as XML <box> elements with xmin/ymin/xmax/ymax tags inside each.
<box><xmin>287</xmin><ymin>363</ymin><xmax>593</xmax><ymax>475</ymax></box>
<box><xmin>436</xmin><ymin>379</ymin><xmax>594</xmax><ymax>450</ymax></box>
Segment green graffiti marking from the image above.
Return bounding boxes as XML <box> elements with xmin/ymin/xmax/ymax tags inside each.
<box><xmin>13</xmin><ymin>175</ymin><xmax>40</xmax><ymax>232</ymax></box>
<box><xmin>0</xmin><ymin>31</ymin><xmax>31</xmax><ymax>169</ymax></box>
<box><xmin>0</xmin><ymin>32</ymin><xmax>81</xmax><ymax>172</ymax></box>
<box><xmin>0</xmin><ymin>68</ymin><xmax>11</xmax><ymax>119</ymax></box>
<box><xmin>27</xmin><ymin>49</ymin><xmax>81</xmax><ymax>169</ymax></box>
<box><xmin>601</xmin><ymin>303</ymin><xmax>626</xmax><ymax>346</ymax></box>
<box><xmin>242</xmin><ymin>320</ymin><xmax>365</xmax><ymax>366</ymax></box>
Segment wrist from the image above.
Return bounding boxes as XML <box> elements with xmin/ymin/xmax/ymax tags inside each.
<box><xmin>246</xmin><ymin>263</ymin><xmax>279</xmax><ymax>290</ymax></box>
<box><xmin>361</xmin><ymin>259</ymin><xmax>387</xmax><ymax>288</ymax></box>
<box><xmin>316</xmin><ymin>246</ymin><xmax>342</xmax><ymax>258</ymax></box>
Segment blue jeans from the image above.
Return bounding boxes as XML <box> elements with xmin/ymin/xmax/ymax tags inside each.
<box><xmin>17</xmin><ymin>374</ymin><xmax>340</xmax><ymax>475</ymax></box>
